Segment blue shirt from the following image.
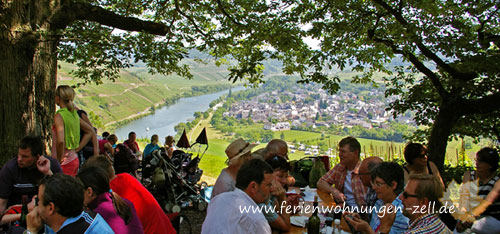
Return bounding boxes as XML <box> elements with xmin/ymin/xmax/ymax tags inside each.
<box><xmin>258</xmin><ymin>196</ymin><xmax>279</xmax><ymax>222</ymax></box>
<box><xmin>143</xmin><ymin>143</ymin><xmax>160</xmax><ymax>159</ymax></box>
<box><xmin>45</xmin><ymin>211</ymin><xmax>114</xmax><ymax>234</ymax></box>
<box><xmin>344</xmin><ymin>170</ymin><xmax>358</xmax><ymax>208</ymax></box>
<box><xmin>370</xmin><ymin>198</ymin><xmax>409</xmax><ymax>234</ymax></box>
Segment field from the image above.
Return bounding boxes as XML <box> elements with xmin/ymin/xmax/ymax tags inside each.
<box><xmin>185</xmin><ymin>112</ymin><xmax>484</xmax><ymax>185</ymax></box>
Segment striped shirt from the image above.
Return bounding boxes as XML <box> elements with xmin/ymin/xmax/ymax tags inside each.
<box><xmin>405</xmin><ymin>213</ymin><xmax>452</xmax><ymax>234</ymax></box>
<box><xmin>370</xmin><ymin>198</ymin><xmax>409</xmax><ymax>234</ymax></box>
<box><xmin>470</xmin><ymin>170</ymin><xmax>500</xmax><ymax>220</ymax></box>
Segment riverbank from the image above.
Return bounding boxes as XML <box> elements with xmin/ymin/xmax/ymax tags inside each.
<box><xmin>113</xmin><ymin>86</ymin><xmax>246</xmax><ymax>140</ymax></box>
<box><xmin>106</xmin><ymin>85</ymin><xmax>238</xmax><ymax>132</ymax></box>
<box><xmin>57</xmin><ymin>61</ymin><xmax>236</xmax><ymax>132</ymax></box>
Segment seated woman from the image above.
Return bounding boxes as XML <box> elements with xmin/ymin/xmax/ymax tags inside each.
<box><xmin>345</xmin><ymin>162</ymin><xmax>409</xmax><ymax>234</ymax></box>
<box><xmin>77</xmin><ymin>166</ymin><xmax>144</xmax><ymax>234</ymax></box>
<box><xmin>403</xmin><ymin>143</ymin><xmax>444</xmax><ymax>187</ymax></box>
<box><xmin>455</xmin><ymin>147</ymin><xmax>500</xmax><ymax>234</ymax></box>
<box><xmin>261</xmin><ymin>156</ymin><xmax>292</xmax><ymax>232</ymax></box>
<box><xmin>211</xmin><ymin>138</ymin><xmax>257</xmax><ymax>198</ymax></box>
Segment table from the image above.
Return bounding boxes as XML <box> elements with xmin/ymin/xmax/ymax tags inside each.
<box><xmin>285</xmin><ymin>188</ymin><xmax>336</xmax><ymax>234</ymax></box>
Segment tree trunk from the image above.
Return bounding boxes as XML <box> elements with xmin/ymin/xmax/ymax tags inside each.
<box><xmin>427</xmin><ymin>102</ymin><xmax>459</xmax><ymax>173</ymax></box>
<box><xmin>0</xmin><ymin>0</ymin><xmax>59</xmax><ymax>165</ymax></box>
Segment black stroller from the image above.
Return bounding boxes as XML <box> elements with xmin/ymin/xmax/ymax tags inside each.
<box><xmin>142</xmin><ymin>128</ymin><xmax>209</xmax><ymax>213</ymax></box>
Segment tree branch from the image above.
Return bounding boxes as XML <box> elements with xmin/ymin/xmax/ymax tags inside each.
<box><xmin>459</xmin><ymin>93</ymin><xmax>500</xmax><ymax>115</ymax></box>
<box><xmin>492</xmin><ymin>125</ymin><xmax>500</xmax><ymax>144</ymax></box>
<box><xmin>370</xmin><ymin>36</ymin><xmax>448</xmax><ymax>97</ymax></box>
<box><xmin>371</xmin><ymin>0</ymin><xmax>478</xmax><ymax>81</ymax></box>
<box><xmin>67</xmin><ymin>2</ymin><xmax>170</xmax><ymax>36</ymax></box>
<box><xmin>173</xmin><ymin>0</ymin><xmax>208</xmax><ymax>37</ymax></box>
<box><xmin>215</xmin><ymin>0</ymin><xmax>245</xmax><ymax>26</ymax></box>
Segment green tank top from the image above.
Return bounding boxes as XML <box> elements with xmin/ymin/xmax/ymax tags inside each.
<box><xmin>56</xmin><ymin>108</ymin><xmax>80</xmax><ymax>150</ymax></box>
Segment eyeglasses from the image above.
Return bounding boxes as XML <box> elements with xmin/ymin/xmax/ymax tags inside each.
<box><xmin>402</xmin><ymin>191</ymin><xmax>418</xmax><ymax>199</ymax></box>
<box><xmin>371</xmin><ymin>181</ymin><xmax>386</xmax><ymax>188</ymax></box>
<box><xmin>35</xmin><ymin>197</ymin><xmax>39</xmax><ymax>206</ymax></box>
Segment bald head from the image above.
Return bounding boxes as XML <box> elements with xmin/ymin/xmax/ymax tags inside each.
<box><xmin>264</xmin><ymin>139</ymin><xmax>288</xmax><ymax>160</ymax></box>
<box><xmin>359</xmin><ymin>156</ymin><xmax>383</xmax><ymax>187</ymax></box>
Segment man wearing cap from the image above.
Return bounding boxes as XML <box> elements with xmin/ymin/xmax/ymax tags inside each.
<box><xmin>211</xmin><ymin>138</ymin><xmax>258</xmax><ymax>198</ymax></box>
<box><xmin>252</xmin><ymin>139</ymin><xmax>289</xmax><ymax>161</ymax></box>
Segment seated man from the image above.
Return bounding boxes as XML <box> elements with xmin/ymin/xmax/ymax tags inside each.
<box><xmin>0</xmin><ymin>136</ymin><xmax>62</xmax><ymax>225</ymax></box>
<box><xmin>399</xmin><ymin>174</ymin><xmax>451</xmax><ymax>234</ymax></box>
<box><xmin>123</xmin><ymin>132</ymin><xmax>140</xmax><ymax>155</ymax></box>
<box><xmin>252</xmin><ymin>139</ymin><xmax>295</xmax><ymax>186</ymax></box>
<box><xmin>211</xmin><ymin>138</ymin><xmax>257</xmax><ymax>198</ymax></box>
<box><xmin>317</xmin><ymin>136</ymin><xmax>368</xmax><ymax>209</ymax></box>
<box><xmin>252</xmin><ymin>139</ymin><xmax>288</xmax><ymax>161</ymax></box>
<box><xmin>202</xmin><ymin>159</ymin><xmax>274</xmax><ymax>234</ymax></box>
<box><xmin>25</xmin><ymin>173</ymin><xmax>113</xmax><ymax>234</ymax></box>
<box><xmin>359</xmin><ymin>157</ymin><xmax>383</xmax><ymax>208</ymax></box>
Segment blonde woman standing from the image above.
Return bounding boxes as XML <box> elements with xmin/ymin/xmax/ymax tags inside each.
<box><xmin>52</xmin><ymin>85</ymin><xmax>97</xmax><ymax>176</ymax></box>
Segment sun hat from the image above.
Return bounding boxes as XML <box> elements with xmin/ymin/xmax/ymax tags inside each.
<box><xmin>225</xmin><ymin>138</ymin><xmax>258</xmax><ymax>161</ymax></box>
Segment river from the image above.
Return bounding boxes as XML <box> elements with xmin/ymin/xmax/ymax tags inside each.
<box><xmin>115</xmin><ymin>86</ymin><xmax>245</xmax><ymax>140</ymax></box>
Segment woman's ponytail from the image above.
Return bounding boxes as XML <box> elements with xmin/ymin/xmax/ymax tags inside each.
<box><xmin>110</xmin><ymin>191</ymin><xmax>133</xmax><ymax>224</ymax></box>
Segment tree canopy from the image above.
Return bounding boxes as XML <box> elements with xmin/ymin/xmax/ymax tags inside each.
<box><xmin>1</xmin><ymin>0</ymin><xmax>499</xmax><ymax>168</ymax></box>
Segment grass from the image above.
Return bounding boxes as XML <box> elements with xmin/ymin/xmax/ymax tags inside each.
<box><xmin>185</xmin><ymin>114</ymin><xmax>485</xmax><ymax>185</ymax></box>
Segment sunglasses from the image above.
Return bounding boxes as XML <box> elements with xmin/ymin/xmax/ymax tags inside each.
<box><xmin>402</xmin><ymin>191</ymin><xmax>418</xmax><ymax>199</ymax></box>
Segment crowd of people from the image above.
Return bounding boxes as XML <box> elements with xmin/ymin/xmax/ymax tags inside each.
<box><xmin>0</xmin><ymin>85</ymin><xmax>177</xmax><ymax>233</ymax></box>
<box><xmin>1</xmin><ymin>85</ymin><xmax>499</xmax><ymax>234</ymax></box>
<box><xmin>202</xmin><ymin>136</ymin><xmax>500</xmax><ymax>234</ymax></box>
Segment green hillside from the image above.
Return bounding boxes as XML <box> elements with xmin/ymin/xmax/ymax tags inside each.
<box><xmin>57</xmin><ymin>60</ymin><xmax>236</xmax><ymax>130</ymax></box>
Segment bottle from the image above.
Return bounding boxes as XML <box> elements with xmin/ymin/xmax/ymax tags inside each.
<box><xmin>333</xmin><ymin>219</ymin><xmax>341</xmax><ymax>234</ymax></box>
<box><xmin>19</xmin><ymin>195</ymin><xmax>28</xmax><ymax>228</ymax></box>
<box><xmin>307</xmin><ymin>195</ymin><xmax>321</xmax><ymax>234</ymax></box>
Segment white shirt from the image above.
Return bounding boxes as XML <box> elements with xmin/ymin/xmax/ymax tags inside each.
<box><xmin>202</xmin><ymin>188</ymin><xmax>272</xmax><ymax>234</ymax></box>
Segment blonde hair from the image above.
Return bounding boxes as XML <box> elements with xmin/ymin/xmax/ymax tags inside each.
<box><xmin>151</xmin><ymin>134</ymin><xmax>159</xmax><ymax>144</ymax></box>
<box><xmin>56</xmin><ymin>85</ymin><xmax>75</xmax><ymax>111</ymax></box>
<box><xmin>410</xmin><ymin>174</ymin><xmax>443</xmax><ymax>205</ymax></box>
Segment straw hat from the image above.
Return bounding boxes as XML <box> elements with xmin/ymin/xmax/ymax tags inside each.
<box><xmin>225</xmin><ymin>138</ymin><xmax>258</xmax><ymax>161</ymax></box>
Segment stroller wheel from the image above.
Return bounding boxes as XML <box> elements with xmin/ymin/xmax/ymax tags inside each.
<box><xmin>172</xmin><ymin>204</ymin><xmax>181</xmax><ymax>213</ymax></box>
<box><xmin>197</xmin><ymin>201</ymin><xmax>207</xmax><ymax>211</ymax></box>
<box><xmin>164</xmin><ymin>203</ymin><xmax>172</xmax><ymax>213</ymax></box>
